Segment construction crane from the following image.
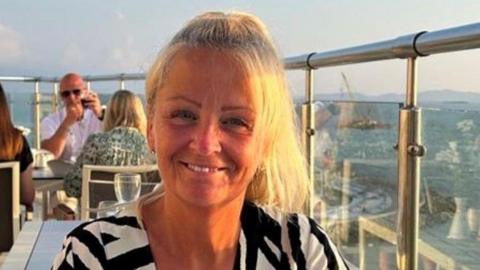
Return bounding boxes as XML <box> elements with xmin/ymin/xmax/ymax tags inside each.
<box><xmin>337</xmin><ymin>72</ymin><xmax>390</xmax><ymax>129</ymax></box>
<box><xmin>340</xmin><ymin>72</ymin><xmax>355</xmax><ymax>101</ymax></box>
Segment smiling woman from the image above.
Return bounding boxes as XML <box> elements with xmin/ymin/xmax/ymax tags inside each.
<box><xmin>52</xmin><ymin>11</ymin><xmax>349</xmax><ymax>270</ymax></box>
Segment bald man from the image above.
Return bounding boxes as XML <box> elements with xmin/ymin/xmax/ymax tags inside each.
<box><xmin>41</xmin><ymin>73</ymin><xmax>104</xmax><ymax>161</ymax></box>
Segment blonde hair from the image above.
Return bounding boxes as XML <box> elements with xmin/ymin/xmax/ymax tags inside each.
<box><xmin>104</xmin><ymin>90</ymin><xmax>147</xmax><ymax>136</ymax></box>
<box><xmin>145</xmin><ymin>11</ymin><xmax>308</xmax><ymax>212</ymax></box>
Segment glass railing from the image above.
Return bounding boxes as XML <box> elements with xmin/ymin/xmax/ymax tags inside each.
<box><xmin>329</xmin><ymin>101</ymin><xmax>480</xmax><ymax>269</ymax></box>
<box><xmin>297</xmin><ymin>99</ymin><xmax>480</xmax><ymax>268</ymax></box>
<box><xmin>295</xmin><ymin>100</ymin><xmax>400</xmax><ymax>268</ymax></box>
<box><xmin>417</xmin><ymin>104</ymin><xmax>480</xmax><ymax>270</ymax></box>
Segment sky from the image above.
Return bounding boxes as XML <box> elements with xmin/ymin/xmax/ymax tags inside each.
<box><xmin>1</xmin><ymin>0</ymin><xmax>480</xmax><ymax>97</ymax></box>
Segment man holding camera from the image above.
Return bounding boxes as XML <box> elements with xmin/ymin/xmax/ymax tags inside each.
<box><xmin>41</xmin><ymin>73</ymin><xmax>104</xmax><ymax>162</ymax></box>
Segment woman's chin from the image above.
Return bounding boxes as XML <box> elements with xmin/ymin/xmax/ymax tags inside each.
<box><xmin>169</xmin><ymin>187</ymin><xmax>242</xmax><ymax>210</ymax></box>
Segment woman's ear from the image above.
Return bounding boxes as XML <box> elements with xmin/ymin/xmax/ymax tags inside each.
<box><xmin>147</xmin><ymin>119</ymin><xmax>156</xmax><ymax>150</ymax></box>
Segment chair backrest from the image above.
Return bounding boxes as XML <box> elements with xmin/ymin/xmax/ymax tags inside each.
<box><xmin>0</xmin><ymin>162</ymin><xmax>20</xmax><ymax>252</ymax></box>
<box><xmin>81</xmin><ymin>164</ymin><xmax>160</xmax><ymax>220</ymax></box>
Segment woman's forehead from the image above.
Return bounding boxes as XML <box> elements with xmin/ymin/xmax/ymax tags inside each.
<box><xmin>161</xmin><ymin>48</ymin><xmax>260</xmax><ymax>105</ymax></box>
<box><xmin>170</xmin><ymin>47</ymin><xmax>245</xmax><ymax>74</ymax></box>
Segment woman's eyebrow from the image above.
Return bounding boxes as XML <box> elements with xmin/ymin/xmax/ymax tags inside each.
<box><xmin>165</xmin><ymin>95</ymin><xmax>201</xmax><ymax>108</ymax></box>
<box><xmin>221</xmin><ymin>105</ymin><xmax>254</xmax><ymax>114</ymax></box>
<box><xmin>166</xmin><ymin>95</ymin><xmax>254</xmax><ymax>113</ymax></box>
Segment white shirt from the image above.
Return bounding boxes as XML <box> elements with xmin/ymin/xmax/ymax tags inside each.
<box><xmin>40</xmin><ymin>108</ymin><xmax>103</xmax><ymax>162</ymax></box>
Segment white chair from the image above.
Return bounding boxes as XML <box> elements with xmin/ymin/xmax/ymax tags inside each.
<box><xmin>80</xmin><ymin>164</ymin><xmax>159</xmax><ymax>220</ymax></box>
<box><xmin>0</xmin><ymin>162</ymin><xmax>20</xmax><ymax>252</ymax></box>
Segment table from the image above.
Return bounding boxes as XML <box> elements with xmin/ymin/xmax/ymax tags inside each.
<box><xmin>1</xmin><ymin>220</ymin><xmax>82</xmax><ymax>270</ymax></box>
<box><xmin>359</xmin><ymin>214</ymin><xmax>480</xmax><ymax>270</ymax></box>
<box><xmin>33</xmin><ymin>167</ymin><xmax>64</xmax><ymax>220</ymax></box>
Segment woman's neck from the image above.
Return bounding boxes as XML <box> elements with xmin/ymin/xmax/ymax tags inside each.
<box><xmin>143</xmin><ymin>194</ymin><xmax>244</xmax><ymax>269</ymax></box>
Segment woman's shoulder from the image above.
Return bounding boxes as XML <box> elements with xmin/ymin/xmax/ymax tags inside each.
<box><xmin>68</xmin><ymin>214</ymin><xmax>143</xmax><ymax>238</ymax></box>
<box><xmin>84</xmin><ymin>131</ymin><xmax>104</xmax><ymax>143</ymax></box>
<box><xmin>244</xmin><ymin>201</ymin><xmax>335</xmax><ymax>242</ymax></box>
<box><xmin>109</xmin><ymin>126</ymin><xmax>141</xmax><ymax>135</ymax></box>
<box><xmin>64</xmin><ymin>209</ymin><xmax>148</xmax><ymax>253</ymax></box>
<box><xmin>242</xmin><ymin>202</ymin><xmax>349</xmax><ymax>269</ymax></box>
<box><xmin>108</xmin><ymin>127</ymin><xmax>146</xmax><ymax>141</ymax></box>
<box><xmin>79</xmin><ymin>133</ymin><xmax>105</xmax><ymax>154</ymax></box>
<box><xmin>52</xmin><ymin>211</ymin><xmax>152</xmax><ymax>269</ymax></box>
<box><xmin>243</xmin><ymin>201</ymin><xmax>310</xmax><ymax>222</ymax></box>
<box><xmin>85</xmin><ymin>127</ymin><xmax>135</xmax><ymax>145</ymax></box>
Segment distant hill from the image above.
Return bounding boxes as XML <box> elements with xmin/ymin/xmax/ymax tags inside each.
<box><xmin>376</xmin><ymin>89</ymin><xmax>480</xmax><ymax>103</ymax></box>
<box><xmin>293</xmin><ymin>89</ymin><xmax>480</xmax><ymax>104</ymax></box>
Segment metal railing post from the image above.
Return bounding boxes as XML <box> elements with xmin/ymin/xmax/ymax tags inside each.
<box><xmin>33</xmin><ymin>81</ymin><xmax>41</xmax><ymax>149</ymax></box>
<box><xmin>397</xmin><ymin>57</ymin><xmax>425</xmax><ymax>270</ymax></box>
<box><xmin>301</xmin><ymin>68</ymin><xmax>315</xmax><ymax>215</ymax></box>
<box><xmin>52</xmin><ymin>82</ymin><xmax>59</xmax><ymax>112</ymax></box>
<box><xmin>119</xmin><ymin>79</ymin><xmax>125</xmax><ymax>90</ymax></box>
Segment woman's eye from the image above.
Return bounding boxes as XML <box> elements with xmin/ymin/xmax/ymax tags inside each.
<box><xmin>171</xmin><ymin>110</ymin><xmax>197</xmax><ymax>121</ymax></box>
<box><xmin>222</xmin><ymin>118</ymin><xmax>252</xmax><ymax>130</ymax></box>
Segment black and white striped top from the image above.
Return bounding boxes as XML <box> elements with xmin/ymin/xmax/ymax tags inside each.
<box><xmin>51</xmin><ymin>201</ymin><xmax>349</xmax><ymax>269</ymax></box>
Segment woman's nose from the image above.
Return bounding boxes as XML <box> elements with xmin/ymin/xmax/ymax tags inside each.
<box><xmin>190</xmin><ymin>122</ymin><xmax>222</xmax><ymax>155</ymax></box>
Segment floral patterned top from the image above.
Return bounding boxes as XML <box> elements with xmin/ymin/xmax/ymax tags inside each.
<box><xmin>64</xmin><ymin>127</ymin><xmax>153</xmax><ymax>198</ymax></box>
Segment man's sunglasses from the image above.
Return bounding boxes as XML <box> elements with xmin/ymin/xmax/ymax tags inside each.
<box><xmin>60</xmin><ymin>89</ymin><xmax>82</xmax><ymax>98</ymax></box>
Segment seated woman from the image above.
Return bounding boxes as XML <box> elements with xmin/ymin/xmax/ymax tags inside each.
<box><xmin>63</xmin><ymin>89</ymin><xmax>153</xmax><ymax>199</ymax></box>
<box><xmin>53</xmin><ymin>11</ymin><xmax>349</xmax><ymax>269</ymax></box>
<box><xmin>0</xmin><ymin>83</ymin><xmax>35</xmax><ymax>208</ymax></box>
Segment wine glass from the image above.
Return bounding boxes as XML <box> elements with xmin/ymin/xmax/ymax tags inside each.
<box><xmin>97</xmin><ymin>200</ymin><xmax>119</xmax><ymax>218</ymax></box>
<box><xmin>114</xmin><ymin>173</ymin><xmax>142</xmax><ymax>203</ymax></box>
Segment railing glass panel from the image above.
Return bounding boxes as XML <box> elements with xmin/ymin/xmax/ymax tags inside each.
<box><xmin>417</xmin><ymin>104</ymin><xmax>480</xmax><ymax>269</ymax></box>
<box><xmin>296</xmin><ymin>100</ymin><xmax>401</xmax><ymax>268</ymax></box>
<box><xmin>343</xmin><ymin>101</ymin><xmax>480</xmax><ymax>269</ymax></box>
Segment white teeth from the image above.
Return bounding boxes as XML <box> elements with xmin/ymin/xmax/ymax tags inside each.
<box><xmin>187</xmin><ymin>164</ymin><xmax>218</xmax><ymax>173</ymax></box>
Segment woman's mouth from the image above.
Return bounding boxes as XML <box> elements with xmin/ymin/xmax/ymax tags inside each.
<box><xmin>181</xmin><ymin>162</ymin><xmax>228</xmax><ymax>173</ymax></box>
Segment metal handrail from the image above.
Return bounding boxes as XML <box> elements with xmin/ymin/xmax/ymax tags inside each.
<box><xmin>284</xmin><ymin>22</ymin><xmax>480</xmax><ymax>69</ymax></box>
<box><xmin>0</xmin><ymin>73</ymin><xmax>145</xmax><ymax>83</ymax></box>
<box><xmin>1</xmin><ymin>23</ymin><xmax>478</xmax><ymax>81</ymax></box>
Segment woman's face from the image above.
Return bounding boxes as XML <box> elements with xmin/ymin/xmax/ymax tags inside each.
<box><xmin>148</xmin><ymin>48</ymin><xmax>264</xmax><ymax>208</ymax></box>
